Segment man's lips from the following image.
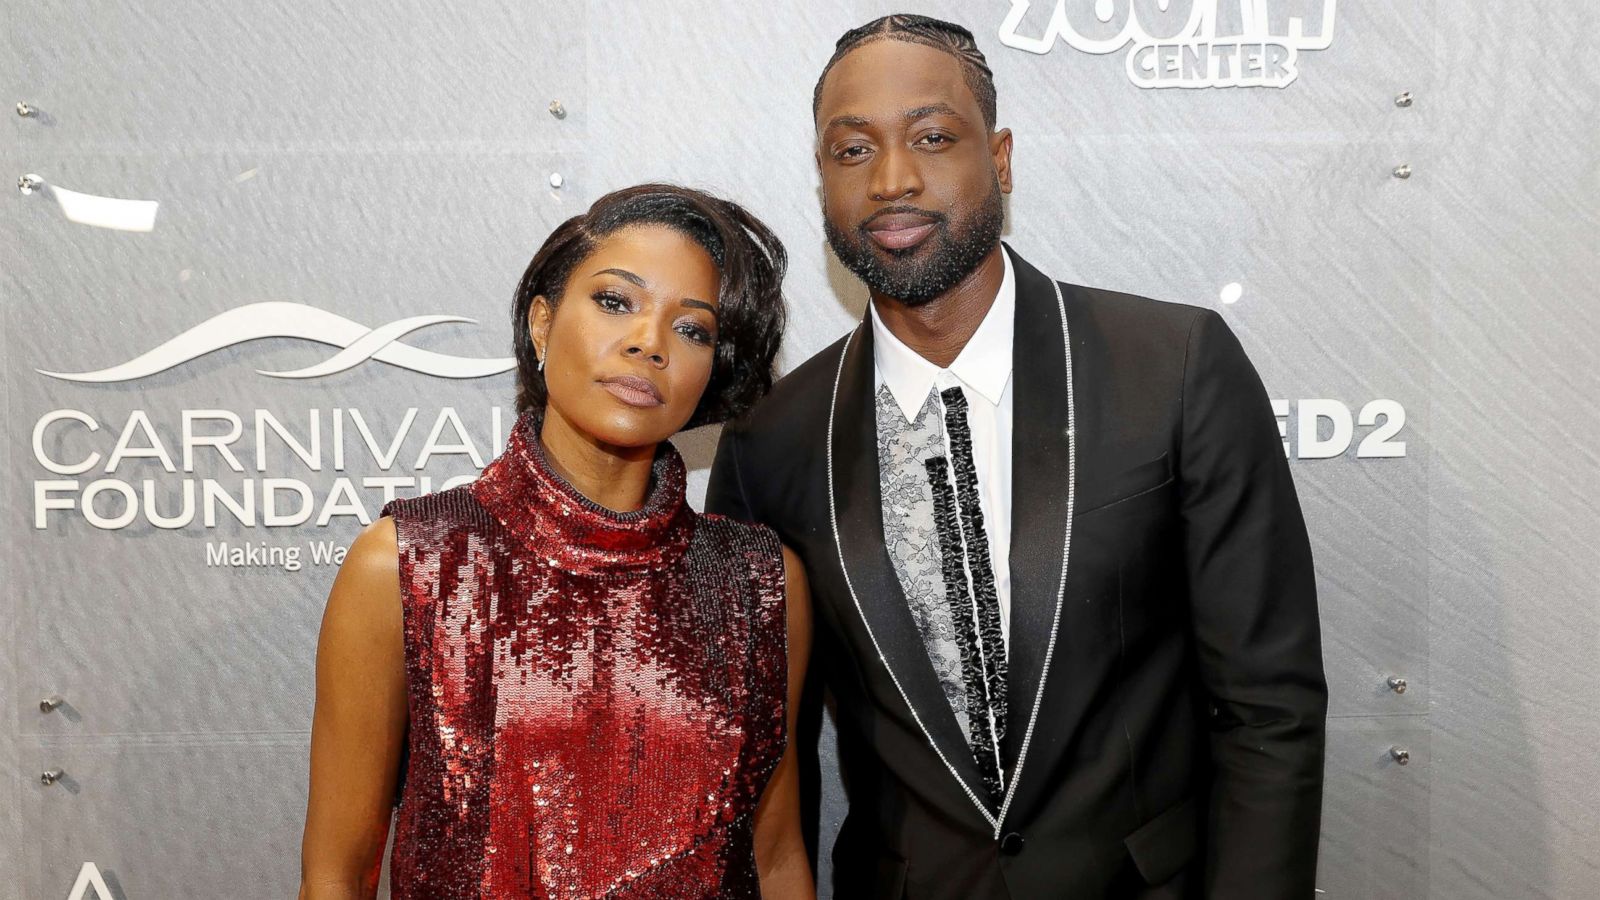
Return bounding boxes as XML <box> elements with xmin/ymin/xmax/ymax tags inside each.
<box><xmin>864</xmin><ymin>212</ymin><xmax>941</xmax><ymax>251</ymax></box>
<box><xmin>598</xmin><ymin>374</ymin><xmax>664</xmax><ymax>407</ymax></box>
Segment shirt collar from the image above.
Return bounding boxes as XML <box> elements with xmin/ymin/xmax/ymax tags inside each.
<box><xmin>870</xmin><ymin>248</ymin><xmax>1015</xmax><ymax>422</ymax></box>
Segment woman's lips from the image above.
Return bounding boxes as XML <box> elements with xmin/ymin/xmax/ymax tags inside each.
<box><xmin>599</xmin><ymin>375</ymin><xmax>665</xmax><ymax>408</ymax></box>
<box><xmin>865</xmin><ymin>213</ymin><xmax>940</xmax><ymax>251</ymax></box>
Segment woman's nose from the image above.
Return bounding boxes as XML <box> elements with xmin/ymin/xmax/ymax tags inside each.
<box><xmin>625</xmin><ymin>324</ymin><xmax>668</xmax><ymax>366</ymax></box>
<box><xmin>625</xmin><ymin>345</ymin><xmax>665</xmax><ymax>365</ymax></box>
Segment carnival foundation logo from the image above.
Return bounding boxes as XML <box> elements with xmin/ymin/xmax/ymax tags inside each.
<box><xmin>66</xmin><ymin>862</ymin><xmax>115</xmax><ymax>900</ymax></box>
<box><xmin>998</xmin><ymin>0</ymin><xmax>1338</xmax><ymax>88</ymax></box>
<box><xmin>38</xmin><ymin>301</ymin><xmax>515</xmax><ymax>382</ymax></box>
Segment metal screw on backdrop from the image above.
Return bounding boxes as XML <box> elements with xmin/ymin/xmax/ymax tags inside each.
<box><xmin>549</xmin><ymin>172</ymin><xmax>564</xmax><ymax>189</ymax></box>
<box><xmin>40</xmin><ymin>695</ymin><xmax>63</xmax><ymax>713</ymax></box>
<box><xmin>1389</xmin><ymin>746</ymin><xmax>1410</xmax><ymax>766</ymax></box>
<box><xmin>1387</xmin><ymin>676</ymin><xmax>1407</xmax><ymax>695</ymax></box>
<box><xmin>1392</xmin><ymin>164</ymin><xmax>1412</xmax><ymax>180</ymax></box>
<box><xmin>549</xmin><ymin>100</ymin><xmax>566</xmax><ymax>119</ymax></box>
<box><xmin>1395</xmin><ymin>91</ymin><xmax>1413</xmax><ymax>108</ymax></box>
<box><xmin>41</xmin><ymin>768</ymin><xmax>64</xmax><ymax>785</ymax></box>
<box><xmin>16</xmin><ymin>101</ymin><xmax>35</xmax><ymax>117</ymax></box>
<box><xmin>19</xmin><ymin>173</ymin><xmax>43</xmax><ymax>194</ymax></box>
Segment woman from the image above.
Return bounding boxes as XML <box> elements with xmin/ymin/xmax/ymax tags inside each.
<box><xmin>298</xmin><ymin>184</ymin><xmax>812</xmax><ymax>899</ymax></box>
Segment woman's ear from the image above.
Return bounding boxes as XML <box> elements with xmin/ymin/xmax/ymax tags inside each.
<box><xmin>528</xmin><ymin>295</ymin><xmax>553</xmax><ymax>362</ymax></box>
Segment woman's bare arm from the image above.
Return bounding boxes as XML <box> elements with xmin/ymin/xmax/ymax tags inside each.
<box><xmin>298</xmin><ymin>516</ymin><xmax>409</xmax><ymax>899</ymax></box>
<box><xmin>753</xmin><ymin>545</ymin><xmax>817</xmax><ymax>899</ymax></box>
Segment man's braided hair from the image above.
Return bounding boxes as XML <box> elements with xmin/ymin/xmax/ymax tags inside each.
<box><xmin>812</xmin><ymin>14</ymin><xmax>998</xmax><ymax>131</ymax></box>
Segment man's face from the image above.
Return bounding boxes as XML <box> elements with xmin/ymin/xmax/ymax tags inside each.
<box><xmin>815</xmin><ymin>39</ymin><xmax>1012</xmax><ymax>306</ymax></box>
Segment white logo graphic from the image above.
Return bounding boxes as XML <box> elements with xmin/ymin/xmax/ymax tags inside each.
<box><xmin>19</xmin><ymin>175</ymin><xmax>159</xmax><ymax>232</ymax></box>
<box><xmin>37</xmin><ymin>302</ymin><xmax>516</xmax><ymax>382</ymax></box>
<box><xmin>999</xmin><ymin>0</ymin><xmax>1337</xmax><ymax>88</ymax></box>
<box><xmin>66</xmin><ymin>862</ymin><xmax>116</xmax><ymax>900</ymax></box>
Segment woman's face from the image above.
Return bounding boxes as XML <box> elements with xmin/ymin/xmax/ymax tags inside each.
<box><xmin>529</xmin><ymin>224</ymin><xmax>722</xmax><ymax>449</ymax></box>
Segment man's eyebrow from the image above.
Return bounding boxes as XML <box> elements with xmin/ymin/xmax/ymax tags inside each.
<box><xmin>825</xmin><ymin>104</ymin><xmax>967</xmax><ymax>132</ymax></box>
<box><xmin>593</xmin><ymin>267</ymin><xmax>647</xmax><ymax>288</ymax></box>
<box><xmin>905</xmin><ymin>103</ymin><xmax>966</xmax><ymax>123</ymax></box>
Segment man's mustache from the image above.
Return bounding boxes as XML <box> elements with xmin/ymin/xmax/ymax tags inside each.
<box><xmin>858</xmin><ymin>205</ymin><xmax>948</xmax><ymax>231</ymax></box>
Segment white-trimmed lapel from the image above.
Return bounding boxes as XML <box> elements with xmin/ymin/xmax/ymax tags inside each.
<box><xmin>826</xmin><ymin>247</ymin><xmax>1078</xmax><ymax>835</ymax></box>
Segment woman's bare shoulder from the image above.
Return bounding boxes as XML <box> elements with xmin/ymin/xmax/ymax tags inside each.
<box><xmin>342</xmin><ymin>515</ymin><xmax>399</xmax><ymax>580</ymax></box>
<box><xmin>320</xmin><ymin>516</ymin><xmax>403</xmax><ymax>648</ymax></box>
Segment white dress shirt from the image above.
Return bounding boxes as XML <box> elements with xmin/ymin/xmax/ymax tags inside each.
<box><xmin>871</xmin><ymin>251</ymin><xmax>1016</xmax><ymax>651</ymax></box>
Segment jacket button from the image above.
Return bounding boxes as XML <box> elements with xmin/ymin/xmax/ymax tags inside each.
<box><xmin>1000</xmin><ymin>832</ymin><xmax>1025</xmax><ymax>855</ymax></box>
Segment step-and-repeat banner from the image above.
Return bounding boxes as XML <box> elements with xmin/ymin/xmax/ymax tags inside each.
<box><xmin>5</xmin><ymin>2</ymin><xmax>1597</xmax><ymax>898</ymax></box>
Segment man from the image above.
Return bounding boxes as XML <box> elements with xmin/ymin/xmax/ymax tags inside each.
<box><xmin>707</xmin><ymin>14</ymin><xmax>1326</xmax><ymax>899</ymax></box>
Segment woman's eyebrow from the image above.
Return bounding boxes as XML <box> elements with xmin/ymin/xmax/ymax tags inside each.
<box><xmin>594</xmin><ymin>267</ymin><xmax>716</xmax><ymax>316</ymax></box>
<box><xmin>593</xmin><ymin>267</ymin><xmax>647</xmax><ymax>288</ymax></box>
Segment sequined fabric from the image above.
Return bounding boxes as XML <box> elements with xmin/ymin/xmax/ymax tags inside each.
<box><xmin>380</xmin><ymin>410</ymin><xmax>788</xmax><ymax>899</ymax></box>
<box><xmin>937</xmin><ymin>387</ymin><xmax>1009</xmax><ymax>792</ymax></box>
<box><xmin>875</xmin><ymin>382</ymin><xmax>1010</xmax><ymax>807</ymax></box>
<box><xmin>926</xmin><ymin>455</ymin><xmax>1005</xmax><ymax>803</ymax></box>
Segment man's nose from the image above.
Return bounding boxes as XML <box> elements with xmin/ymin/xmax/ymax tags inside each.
<box><xmin>870</xmin><ymin>144</ymin><xmax>923</xmax><ymax>203</ymax></box>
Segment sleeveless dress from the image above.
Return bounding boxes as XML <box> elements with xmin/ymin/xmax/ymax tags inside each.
<box><xmin>379</xmin><ymin>410</ymin><xmax>788</xmax><ymax>898</ymax></box>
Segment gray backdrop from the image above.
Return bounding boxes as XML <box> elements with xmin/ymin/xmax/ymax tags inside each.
<box><xmin>4</xmin><ymin>1</ymin><xmax>1597</xmax><ymax>897</ymax></box>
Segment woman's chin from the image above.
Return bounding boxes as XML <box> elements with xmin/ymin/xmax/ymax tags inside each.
<box><xmin>552</xmin><ymin>403</ymin><xmax>683</xmax><ymax>452</ymax></box>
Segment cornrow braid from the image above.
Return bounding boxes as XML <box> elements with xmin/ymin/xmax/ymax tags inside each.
<box><xmin>813</xmin><ymin>14</ymin><xmax>998</xmax><ymax>131</ymax></box>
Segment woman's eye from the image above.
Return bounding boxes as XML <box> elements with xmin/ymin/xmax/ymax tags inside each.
<box><xmin>676</xmin><ymin>322</ymin><xmax>714</xmax><ymax>346</ymax></box>
<box><xmin>593</xmin><ymin>290</ymin><xmax>630</xmax><ymax>313</ymax></box>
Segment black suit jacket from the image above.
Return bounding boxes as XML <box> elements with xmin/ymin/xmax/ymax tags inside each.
<box><xmin>706</xmin><ymin>245</ymin><xmax>1326</xmax><ymax>899</ymax></box>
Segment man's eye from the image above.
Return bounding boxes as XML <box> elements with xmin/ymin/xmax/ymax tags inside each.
<box><xmin>918</xmin><ymin>133</ymin><xmax>952</xmax><ymax>146</ymax></box>
<box><xmin>836</xmin><ymin>146</ymin><xmax>869</xmax><ymax>161</ymax></box>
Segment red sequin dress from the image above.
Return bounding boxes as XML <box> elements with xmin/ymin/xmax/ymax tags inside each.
<box><xmin>379</xmin><ymin>410</ymin><xmax>788</xmax><ymax>898</ymax></box>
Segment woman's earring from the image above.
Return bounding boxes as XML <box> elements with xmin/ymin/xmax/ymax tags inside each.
<box><xmin>537</xmin><ymin>350</ymin><xmax>545</xmax><ymax>373</ymax></box>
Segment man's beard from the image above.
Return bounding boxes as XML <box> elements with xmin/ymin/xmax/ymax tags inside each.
<box><xmin>824</xmin><ymin>179</ymin><xmax>1005</xmax><ymax>307</ymax></box>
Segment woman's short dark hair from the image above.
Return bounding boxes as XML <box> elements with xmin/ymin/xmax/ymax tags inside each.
<box><xmin>511</xmin><ymin>183</ymin><xmax>788</xmax><ymax>430</ymax></box>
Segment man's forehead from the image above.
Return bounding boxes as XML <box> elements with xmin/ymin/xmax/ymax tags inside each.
<box><xmin>817</xmin><ymin>40</ymin><xmax>977</xmax><ymax>124</ymax></box>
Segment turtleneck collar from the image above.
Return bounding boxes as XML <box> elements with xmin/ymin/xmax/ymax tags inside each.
<box><xmin>469</xmin><ymin>408</ymin><xmax>695</xmax><ymax>575</ymax></box>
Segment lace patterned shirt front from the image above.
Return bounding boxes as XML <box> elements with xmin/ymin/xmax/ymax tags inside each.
<box><xmin>380</xmin><ymin>409</ymin><xmax>788</xmax><ymax>898</ymax></box>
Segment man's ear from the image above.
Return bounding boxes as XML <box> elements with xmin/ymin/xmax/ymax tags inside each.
<box><xmin>991</xmin><ymin>127</ymin><xmax>1015</xmax><ymax>194</ymax></box>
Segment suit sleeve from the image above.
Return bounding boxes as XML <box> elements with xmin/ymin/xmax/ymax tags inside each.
<box><xmin>1177</xmin><ymin>308</ymin><xmax>1328</xmax><ymax>898</ymax></box>
<box><xmin>705</xmin><ymin>420</ymin><xmax>756</xmax><ymax>521</ymax></box>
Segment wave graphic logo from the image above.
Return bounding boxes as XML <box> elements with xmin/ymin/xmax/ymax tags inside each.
<box><xmin>37</xmin><ymin>302</ymin><xmax>516</xmax><ymax>382</ymax></box>
<box><xmin>999</xmin><ymin>0</ymin><xmax>1337</xmax><ymax>89</ymax></box>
